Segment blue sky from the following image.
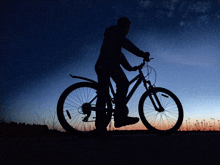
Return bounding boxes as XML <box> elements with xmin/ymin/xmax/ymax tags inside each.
<box><xmin>1</xmin><ymin>0</ymin><xmax>220</xmax><ymax>129</ymax></box>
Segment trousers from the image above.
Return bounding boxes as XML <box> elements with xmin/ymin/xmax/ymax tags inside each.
<box><xmin>95</xmin><ymin>65</ymin><xmax>129</xmax><ymax>128</ymax></box>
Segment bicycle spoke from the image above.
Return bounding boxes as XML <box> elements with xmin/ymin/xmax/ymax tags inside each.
<box><xmin>67</xmin><ymin>95</ymin><xmax>82</xmax><ymax>106</ymax></box>
<box><xmin>140</xmin><ymin>88</ymin><xmax>183</xmax><ymax>132</ymax></box>
<box><xmin>57</xmin><ymin>82</ymin><xmax>112</xmax><ymax>133</ymax></box>
<box><xmin>163</xmin><ymin>113</ymin><xmax>175</xmax><ymax>126</ymax></box>
<box><xmin>164</xmin><ymin>110</ymin><xmax>178</xmax><ymax>118</ymax></box>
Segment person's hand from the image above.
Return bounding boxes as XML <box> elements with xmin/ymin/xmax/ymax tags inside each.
<box><xmin>131</xmin><ymin>66</ymin><xmax>139</xmax><ymax>71</ymax></box>
<box><xmin>144</xmin><ymin>52</ymin><xmax>150</xmax><ymax>61</ymax></box>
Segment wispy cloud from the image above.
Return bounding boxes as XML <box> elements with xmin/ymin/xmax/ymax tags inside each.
<box><xmin>139</xmin><ymin>1</ymin><xmax>218</xmax><ymax>27</ymax></box>
<box><xmin>139</xmin><ymin>0</ymin><xmax>151</xmax><ymax>8</ymax></box>
<box><xmin>189</xmin><ymin>2</ymin><xmax>211</xmax><ymax>13</ymax></box>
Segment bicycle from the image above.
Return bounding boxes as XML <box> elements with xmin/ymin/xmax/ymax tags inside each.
<box><xmin>57</xmin><ymin>58</ymin><xmax>184</xmax><ymax>135</ymax></box>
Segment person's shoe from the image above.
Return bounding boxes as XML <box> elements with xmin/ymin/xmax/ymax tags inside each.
<box><xmin>114</xmin><ymin>116</ymin><xmax>139</xmax><ymax>128</ymax></box>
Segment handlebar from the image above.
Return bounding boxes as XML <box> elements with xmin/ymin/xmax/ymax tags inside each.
<box><xmin>136</xmin><ymin>58</ymin><xmax>154</xmax><ymax>71</ymax></box>
<box><xmin>143</xmin><ymin>57</ymin><xmax>154</xmax><ymax>64</ymax></box>
<box><xmin>136</xmin><ymin>57</ymin><xmax>157</xmax><ymax>85</ymax></box>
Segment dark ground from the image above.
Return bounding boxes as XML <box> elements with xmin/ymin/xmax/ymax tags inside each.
<box><xmin>1</xmin><ymin>131</ymin><xmax>220</xmax><ymax>165</ymax></box>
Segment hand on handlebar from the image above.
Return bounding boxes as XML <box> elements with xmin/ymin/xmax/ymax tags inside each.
<box><xmin>144</xmin><ymin>52</ymin><xmax>150</xmax><ymax>62</ymax></box>
<box><xmin>131</xmin><ymin>53</ymin><xmax>153</xmax><ymax>71</ymax></box>
<box><xmin>131</xmin><ymin>66</ymin><xmax>139</xmax><ymax>71</ymax></box>
<box><xmin>143</xmin><ymin>52</ymin><xmax>154</xmax><ymax>62</ymax></box>
<box><xmin>131</xmin><ymin>62</ymin><xmax>145</xmax><ymax>71</ymax></box>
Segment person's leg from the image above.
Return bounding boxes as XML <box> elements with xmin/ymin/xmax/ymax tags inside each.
<box><xmin>95</xmin><ymin>67</ymin><xmax>110</xmax><ymax>130</ymax></box>
<box><xmin>110</xmin><ymin>67</ymin><xmax>139</xmax><ymax>128</ymax></box>
<box><xmin>110</xmin><ymin>67</ymin><xmax>129</xmax><ymax>116</ymax></box>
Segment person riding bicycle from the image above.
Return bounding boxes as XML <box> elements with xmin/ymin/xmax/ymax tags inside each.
<box><xmin>95</xmin><ymin>17</ymin><xmax>150</xmax><ymax>130</ymax></box>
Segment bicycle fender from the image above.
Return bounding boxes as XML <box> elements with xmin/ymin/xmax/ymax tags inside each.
<box><xmin>70</xmin><ymin>74</ymin><xmax>97</xmax><ymax>84</ymax></box>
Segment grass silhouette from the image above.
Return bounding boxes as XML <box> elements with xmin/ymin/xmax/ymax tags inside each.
<box><xmin>178</xmin><ymin>118</ymin><xmax>220</xmax><ymax>131</ymax></box>
<box><xmin>1</xmin><ymin>117</ymin><xmax>219</xmax><ymax>138</ymax></box>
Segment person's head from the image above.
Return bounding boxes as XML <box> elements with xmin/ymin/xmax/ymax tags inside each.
<box><xmin>117</xmin><ymin>17</ymin><xmax>131</xmax><ymax>36</ymax></box>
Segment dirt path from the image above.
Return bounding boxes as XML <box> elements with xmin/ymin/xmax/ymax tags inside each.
<box><xmin>1</xmin><ymin>132</ymin><xmax>220</xmax><ymax>165</ymax></box>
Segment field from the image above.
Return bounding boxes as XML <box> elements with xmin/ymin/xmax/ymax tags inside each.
<box><xmin>1</xmin><ymin>120</ymin><xmax>220</xmax><ymax>164</ymax></box>
<box><xmin>1</xmin><ymin>128</ymin><xmax>220</xmax><ymax>165</ymax></box>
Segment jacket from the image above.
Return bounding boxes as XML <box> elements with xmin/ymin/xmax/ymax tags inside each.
<box><xmin>95</xmin><ymin>25</ymin><xmax>145</xmax><ymax>71</ymax></box>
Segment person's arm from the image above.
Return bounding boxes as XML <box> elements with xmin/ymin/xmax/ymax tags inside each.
<box><xmin>122</xmin><ymin>38</ymin><xmax>145</xmax><ymax>57</ymax></box>
<box><xmin>119</xmin><ymin>53</ymin><xmax>134</xmax><ymax>71</ymax></box>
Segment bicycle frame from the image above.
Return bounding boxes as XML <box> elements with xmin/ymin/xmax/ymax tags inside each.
<box><xmin>70</xmin><ymin>61</ymin><xmax>164</xmax><ymax>112</ymax></box>
<box><xmin>109</xmin><ymin>69</ymin><xmax>148</xmax><ymax>105</ymax></box>
<box><xmin>58</xmin><ymin>58</ymin><xmax>183</xmax><ymax>133</ymax></box>
<box><xmin>108</xmin><ymin>68</ymin><xmax>164</xmax><ymax>112</ymax></box>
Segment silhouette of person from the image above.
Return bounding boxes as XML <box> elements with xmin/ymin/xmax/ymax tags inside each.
<box><xmin>95</xmin><ymin>17</ymin><xmax>150</xmax><ymax>131</ymax></box>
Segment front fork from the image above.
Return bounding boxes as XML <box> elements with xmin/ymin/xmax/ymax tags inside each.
<box><xmin>143</xmin><ymin>81</ymin><xmax>164</xmax><ymax>112</ymax></box>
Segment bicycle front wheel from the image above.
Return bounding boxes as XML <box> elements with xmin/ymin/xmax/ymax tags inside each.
<box><xmin>57</xmin><ymin>82</ymin><xmax>112</xmax><ymax>134</ymax></box>
<box><xmin>139</xmin><ymin>87</ymin><xmax>183</xmax><ymax>134</ymax></box>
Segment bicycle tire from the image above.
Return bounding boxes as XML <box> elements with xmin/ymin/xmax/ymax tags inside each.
<box><xmin>139</xmin><ymin>87</ymin><xmax>183</xmax><ymax>134</ymax></box>
<box><xmin>57</xmin><ymin>82</ymin><xmax>112</xmax><ymax>134</ymax></box>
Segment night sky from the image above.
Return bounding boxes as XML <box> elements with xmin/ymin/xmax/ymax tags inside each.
<box><xmin>1</xmin><ymin>0</ymin><xmax>220</xmax><ymax>130</ymax></box>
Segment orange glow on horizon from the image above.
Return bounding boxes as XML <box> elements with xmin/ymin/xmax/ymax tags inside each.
<box><xmin>54</xmin><ymin>118</ymin><xmax>220</xmax><ymax>132</ymax></box>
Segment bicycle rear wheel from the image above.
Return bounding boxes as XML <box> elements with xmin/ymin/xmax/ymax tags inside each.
<box><xmin>139</xmin><ymin>87</ymin><xmax>183</xmax><ymax>134</ymax></box>
<box><xmin>57</xmin><ymin>82</ymin><xmax>112</xmax><ymax>134</ymax></box>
